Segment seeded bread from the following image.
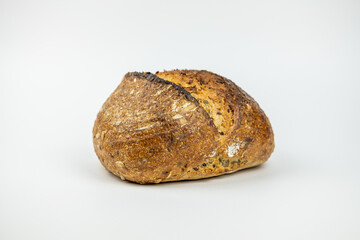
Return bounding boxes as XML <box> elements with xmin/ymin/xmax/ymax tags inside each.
<box><xmin>93</xmin><ymin>70</ymin><xmax>274</xmax><ymax>184</ymax></box>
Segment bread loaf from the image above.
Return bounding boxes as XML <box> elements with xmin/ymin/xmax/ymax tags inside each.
<box><xmin>93</xmin><ymin>70</ymin><xmax>274</xmax><ymax>184</ymax></box>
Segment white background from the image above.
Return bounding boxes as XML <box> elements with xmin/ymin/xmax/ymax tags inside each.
<box><xmin>1</xmin><ymin>0</ymin><xmax>359</xmax><ymax>239</ymax></box>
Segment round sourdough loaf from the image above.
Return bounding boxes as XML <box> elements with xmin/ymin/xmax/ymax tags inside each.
<box><xmin>93</xmin><ymin>70</ymin><xmax>274</xmax><ymax>184</ymax></box>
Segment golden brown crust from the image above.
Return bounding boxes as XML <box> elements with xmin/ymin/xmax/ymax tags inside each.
<box><xmin>93</xmin><ymin>70</ymin><xmax>274</xmax><ymax>184</ymax></box>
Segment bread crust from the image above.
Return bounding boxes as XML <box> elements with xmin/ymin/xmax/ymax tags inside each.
<box><xmin>93</xmin><ymin>70</ymin><xmax>274</xmax><ymax>184</ymax></box>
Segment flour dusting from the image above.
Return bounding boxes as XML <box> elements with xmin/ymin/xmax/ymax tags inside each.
<box><xmin>173</xmin><ymin>114</ymin><xmax>183</xmax><ymax>119</ymax></box>
<box><xmin>226</xmin><ymin>140</ymin><xmax>241</xmax><ymax>158</ymax></box>
<box><xmin>209</xmin><ymin>150</ymin><xmax>217</xmax><ymax>157</ymax></box>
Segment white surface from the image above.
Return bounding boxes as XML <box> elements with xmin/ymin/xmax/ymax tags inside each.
<box><xmin>1</xmin><ymin>0</ymin><xmax>360</xmax><ymax>239</ymax></box>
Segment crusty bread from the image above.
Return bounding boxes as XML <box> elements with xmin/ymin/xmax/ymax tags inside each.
<box><xmin>93</xmin><ymin>70</ymin><xmax>274</xmax><ymax>184</ymax></box>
